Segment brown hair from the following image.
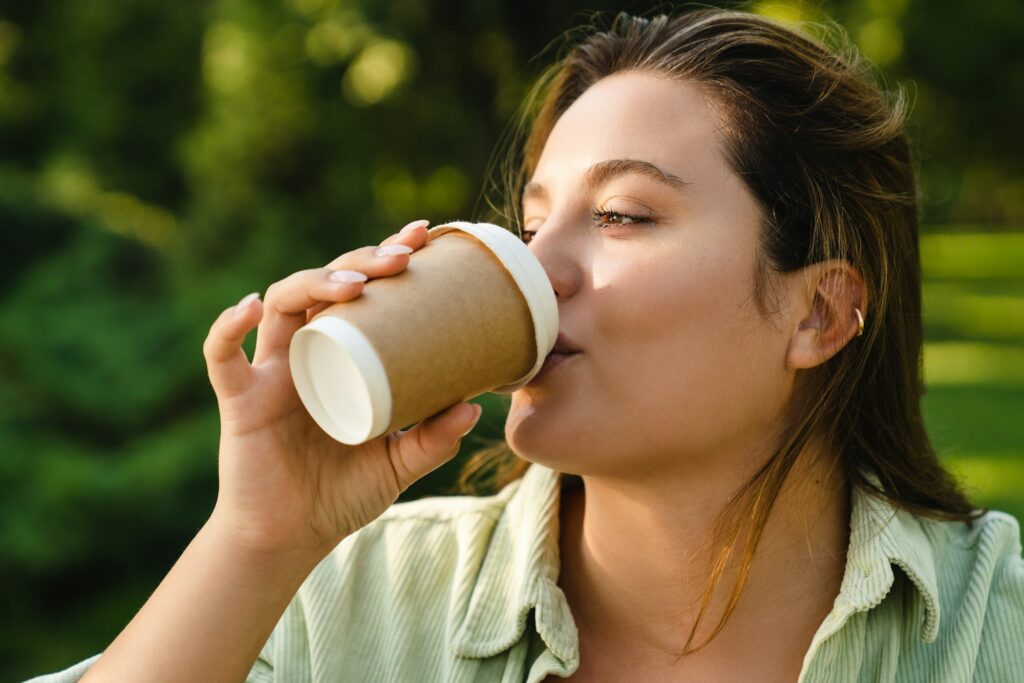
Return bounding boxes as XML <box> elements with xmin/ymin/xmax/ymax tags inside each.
<box><xmin>459</xmin><ymin>6</ymin><xmax>985</xmax><ymax>656</ymax></box>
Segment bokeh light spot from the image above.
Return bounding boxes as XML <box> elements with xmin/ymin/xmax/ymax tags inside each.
<box><xmin>858</xmin><ymin>17</ymin><xmax>903</xmax><ymax>66</ymax></box>
<box><xmin>305</xmin><ymin>14</ymin><xmax>368</xmax><ymax>65</ymax></box>
<box><xmin>750</xmin><ymin>1</ymin><xmax>808</xmax><ymax>25</ymax></box>
<box><xmin>342</xmin><ymin>39</ymin><xmax>416</xmax><ymax>106</ymax></box>
<box><xmin>203</xmin><ymin>22</ymin><xmax>255</xmax><ymax>94</ymax></box>
<box><xmin>422</xmin><ymin>166</ymin><xmax>468</xmax><ymax>216</ymax></box>
<box><xmin>371</xmin><ymin>163</ymin><xmax>418</xmax><ymax>220</ymax></box>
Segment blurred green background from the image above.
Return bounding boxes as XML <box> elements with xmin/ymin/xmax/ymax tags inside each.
<box><xmin>2</xmin><ymin>0</ymin><xmax>1021</xmax><ymax>679</ymax></box>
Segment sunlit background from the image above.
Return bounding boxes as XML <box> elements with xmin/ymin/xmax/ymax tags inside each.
<box><xmin>2</xmin><ymin>0</ymin><xmax>1021</xmax><ymax>679</ymax></box>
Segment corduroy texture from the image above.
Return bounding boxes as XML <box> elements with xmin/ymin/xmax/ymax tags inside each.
<box><xmin>29</xmin><ymin>463</ymin><xmax>1024</xmax><ymax>682</ymax></box>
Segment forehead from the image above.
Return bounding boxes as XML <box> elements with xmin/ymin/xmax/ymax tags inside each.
<box><xmin>529</xmin><ymin>71</ymin><xmax>726</xmax><ymax>193</ymax></box>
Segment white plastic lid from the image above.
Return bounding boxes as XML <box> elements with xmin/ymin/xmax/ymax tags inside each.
<box><xmin>289</xmin><ymin>315</ymin><xmax>392</xmax><ymax>445</ymax></box>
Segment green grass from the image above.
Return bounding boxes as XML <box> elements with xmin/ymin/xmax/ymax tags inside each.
<box><xmin>920</xmin><ymin>232</ymin><xmax>1024</xmax><ymax>280</ymax></box>
<box><xmin>921</xmin><ymin>229</ymin><xmax>1024</xmax><ymax>523</ymax></box>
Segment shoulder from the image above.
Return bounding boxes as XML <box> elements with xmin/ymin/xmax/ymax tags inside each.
<box><xmin>957</xmin><ymin>509</ymin><xmax>1024</xmax><ymax>605</ymax></box>
<box><xmin>378</xmin><ymin>480</ymin><xmax>519</xmax><ymax>524</ymax></box>
<box><xmin>920</xmin><ymin>508</ymin><xmax>1024</xmax><ymax>673</ymax></box>
<box><xmin>337</xmin><ymin>478</ymin><xmax>523</xmax><ymax>558</ymax></box>
<box><xmin>922</xmin><ymin>507</ymin><xmax>1023</xmax><ymax>584</ymax></box>
<box><xmin>253</xmin><ymin>480</ymin><xmax>529</xmax><ymax>677</ymax></box>
<box><xmin>301</xmin><ymin>478</ymin><xmax>526</xmax><ymax>603</ymax></box>
<box><xmin>927</xmin><ymin>506</ymin><xmax>1022</xmax><ymax>550</ymax></box>
<box><xmin>921</xmin><ymin>506</ymin><xmax>1023</xmax><ymax>596</ymax></box>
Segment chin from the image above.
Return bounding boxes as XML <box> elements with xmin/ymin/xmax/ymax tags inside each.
<box><xmin>504</xmin><ymin>417</ymin><xmax>590</xmax><ymax>475</ymax></box>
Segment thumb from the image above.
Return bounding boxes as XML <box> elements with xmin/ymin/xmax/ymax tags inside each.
<box><xmin>388</xmin><ymin>402</ymin><xmax>483</xmax><ymax>491</ymax></box>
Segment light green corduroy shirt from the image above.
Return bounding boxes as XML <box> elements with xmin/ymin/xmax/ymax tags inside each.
<box><xmin>30</xmin><ymin>462</ymin><xmax>1024</xmax><ymax>682</ymax></box>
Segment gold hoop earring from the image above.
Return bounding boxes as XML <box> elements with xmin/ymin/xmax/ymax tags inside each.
<box><xmin>854</xmin><ymin>307</ymin><xmax>864</xmax><ymax>337</ymax></box>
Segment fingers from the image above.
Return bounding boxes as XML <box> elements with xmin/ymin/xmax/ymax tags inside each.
<box><xmin>253</xmin><ymin>219</ymin><xmax>431</xmax><ymax>365</ymax></box>
<box><xmin>387</xmin><ymin>402</ymin><xmax>483</xmax><ymax>492</ymax></box>
<box><xmin>323</xmin><ymin>218</ymin><xmax>429</xmax><ymax>271</ymax></box>
<box><xmin>204</xmin><ymin>292</ymin><xmax>264</xmax><ymax>400</ymax></box>
<box><xmin>305</xmin><ymin>300</ymin><xmax>332</xmax><ymax>324</ymax></box>
<box><xmin>252</xmin><ymin>267</ymin><xmax>370</xmax><ymax>365</ymax></box>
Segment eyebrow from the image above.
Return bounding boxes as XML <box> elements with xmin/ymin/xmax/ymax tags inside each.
<box><xmin>521</xmin><ymin>158</ymin><xmax>691</xmax><ymax>205</ymax></box>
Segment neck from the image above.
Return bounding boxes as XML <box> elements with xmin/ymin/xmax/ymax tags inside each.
<box><xmin>556</xmin><ymin>446</ymin><xmax>850</xmax><ymax>662</ymax></box>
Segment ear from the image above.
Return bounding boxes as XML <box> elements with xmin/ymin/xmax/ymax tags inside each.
<box><xmin>786</xmin><ymin>259</ymin><xmax>868</xmax><ymax>370</ymax></box>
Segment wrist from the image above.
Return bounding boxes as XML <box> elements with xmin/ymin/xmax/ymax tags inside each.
<box><xmin>203</xmin><ymin>509</ymin><xmax>336</xmax><ymax>579</ymax></box>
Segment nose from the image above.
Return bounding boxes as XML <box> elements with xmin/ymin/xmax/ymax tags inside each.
<box><xmin>524</xmin><ymin>220</ymin><xmax>580</xmax><ymax>302</ymax></box>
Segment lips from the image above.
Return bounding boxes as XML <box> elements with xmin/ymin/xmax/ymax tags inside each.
<box><xmin>528</xmin><ymin>347</ymin><xmax>581</xmax><ymax>385</ymax></box>
<box><xmin>551</xmin><ymin>331</ymin><xmax>582</xmax><ymax>355</ymax></box>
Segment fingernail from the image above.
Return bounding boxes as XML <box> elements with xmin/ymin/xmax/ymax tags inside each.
<box><xmin>328</xmin><ymin>269</ymin><xmax>368</xmax><ymax>283</ymax></box>
<box><xmin>400</xmin><ymin>219</ymin><xmax>430</xmax><ymax>234</ymax></box>
<box><xmin>374</xmin><ymin>244</ymin><xmax>414</xmax><ymax>257</ymax></box>
<box><xmin>460</xmin><ymin>405</ymin><xmax>482</xmax><ymax>436</ymax></box>
<box><xmin>237</xmin><ymin>291</ymin><xmax>260</xmax><ymax>308</ymax></box>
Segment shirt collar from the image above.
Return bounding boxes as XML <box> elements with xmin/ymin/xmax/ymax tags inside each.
<box><xmin>838</xmin><ymin>471</ymin><xmax>942</xmax><ymax>643</ymax></box>
<box><xmin>452</xmin><ymin>464</ymin><xmax>943</xmax><ymax>668</ymax></box>
<box><xmin>452</xmin><ymin>462</ymin><xmax>579</xmax><ymax>670</ymax></box>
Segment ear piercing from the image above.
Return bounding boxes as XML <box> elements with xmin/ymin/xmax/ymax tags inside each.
<box><xmin>854</xmin><ymin>307</ymin><xmax>864</xmax><ymax>337</ymax></box>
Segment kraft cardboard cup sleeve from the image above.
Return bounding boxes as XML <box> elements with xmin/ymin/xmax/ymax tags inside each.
<box><xmin>288</xmin><ymin>221</ymin><xmax>558</xmax><ymax>445</ymax></box>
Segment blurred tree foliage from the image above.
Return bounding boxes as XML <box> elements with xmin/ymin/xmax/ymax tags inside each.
<box><xmin>1</xmin><ymin>0</ymin><xmax>1021</xmax><ymax>679</ymax></box>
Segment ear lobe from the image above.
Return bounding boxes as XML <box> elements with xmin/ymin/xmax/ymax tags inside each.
<box><xmin>786</xmin><ymin>261</ymin><xmax>867</xmax><ymax>370</ymax></box>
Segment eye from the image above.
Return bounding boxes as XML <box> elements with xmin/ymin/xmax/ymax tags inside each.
<box><xmin>590</xmin><ymin>208</ymin><xmax>653</xmax><ymax>228</ymax></box>
<box><xmin>520</xmin><ymin>208</ymin><xmax>654</xmax><ymax>244</ymax></box>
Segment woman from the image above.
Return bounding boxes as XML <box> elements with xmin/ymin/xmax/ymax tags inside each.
<box><xmin>32</xmin><ymin>8</ymin><xmax>1023</xmax><ymax>683</ymax></box>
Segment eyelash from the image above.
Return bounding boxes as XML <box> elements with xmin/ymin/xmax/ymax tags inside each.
<box><xmin>520</xmin><ymin>209</ymin><xmax>653</xmax><ymax>243</ymax></box>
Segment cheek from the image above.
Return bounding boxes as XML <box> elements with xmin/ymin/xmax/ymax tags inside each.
<box><xmin>593</xmin><ymin>245</ymin><xmax>770</xmax><ymax>405</ymax></box>
<box><xmin>592</xmin><ymin>247</ymin><xmax>735</xmax><ymax>361</ymax></box>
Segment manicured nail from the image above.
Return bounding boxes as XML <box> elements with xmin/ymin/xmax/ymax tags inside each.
<box><xmin>374</xmin><ymin>244</ymin><xmax>414</xmax><ymax>257</ymax></box>
<box><xmin>460</xmin><ymin>404</ymin><xmax>482</xmax><ymax>436</ymax></box>
<box><xmin>237</xmin><ymin>291</ymin><xmax>260</xmax><ymax>307</ymax></box>
<box><xmin>400</xmin><ymin>219</ymin><xmax>430</xmax><ymax>234</ymax></box>
<box><xmin>328</xmin><ymin>269</ymin><xmax>368</xmax><ymax>283</ymax></box>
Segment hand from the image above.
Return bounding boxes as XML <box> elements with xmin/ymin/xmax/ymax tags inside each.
<box><xmin>202</xmin><ymin>219</ymin><xmax>483</xmax><ymax>559</ymax></box>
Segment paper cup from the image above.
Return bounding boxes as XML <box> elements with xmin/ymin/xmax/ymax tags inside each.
<box><xmin>288</xmin><ymin>220</ymin><xmax>558</xmax><ymax>445</ymax></box>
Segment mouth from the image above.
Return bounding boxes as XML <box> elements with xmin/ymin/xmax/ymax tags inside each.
<box><xmin>528</xmin><ymin>350</ymin><xmax>582</xmax><ymax>386</ymax></box>
<box><xmin>551</xmin><ymin>330</ymin><xmax>583</xmax><ymax>355</ymax></box>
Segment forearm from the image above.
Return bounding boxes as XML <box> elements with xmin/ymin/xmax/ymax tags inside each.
<box><xmin>80</xmin><ymin>515</ymin><xmax>329</xmax><ymax>683</ymax></box>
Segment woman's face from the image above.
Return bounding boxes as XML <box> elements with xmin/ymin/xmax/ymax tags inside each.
<box><xmin>506</xmin><ymin>71</ymin><xmax>800</xmax><ymax>480</ymax></box>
